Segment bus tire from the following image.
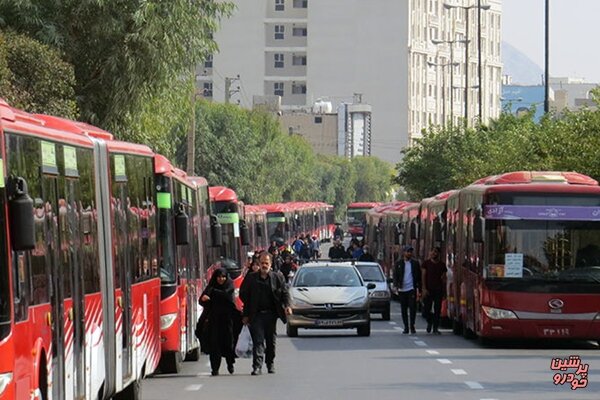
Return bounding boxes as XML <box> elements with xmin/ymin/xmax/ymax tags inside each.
<box><xmin>286</xmin><ymin>324</ymin><xmax>298</xmax><ymax>337</ymax></box>
<box><xmin>115</xmin><ymin>378</ymin><xmax>141</xmax><ymax>400</ymax></box>
<box><xmin>452</xmin><ymin>319</ymin><xmax>462</xmax><ymax>335</ymax></box>
<box><xmin>159</xmin><ymin>351</ymin><xmax>182</xmax><ymax>374</ymax></box>
<box><xmin>463</xmin><ymin>324</ymin><xmax>476</xmax><ymax>340</ymax></box>
<box><xmin>184</xmin><ymin>347</ymin><xmax>200</xmax><ymax>362</ymax></box>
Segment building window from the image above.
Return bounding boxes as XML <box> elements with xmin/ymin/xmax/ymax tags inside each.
<box><xmin>293</xmin><ymin>0</ymin><xmax>307</xmax><ymax>8</ymax></box>
<box><xmin>275</xmin><ymin>0</ymin><xmax>284</xmax><ymax>11</ymax></box>
<box><xmin>292</xmin><ymin>55</ymin><xmax>307</xmax><ymax>66</ymax></box>
<box><xmin>274</xmin><ymin>82</ymin><xmax>284</xmax><ymax>97</ymax></box>
<box><xmin>292</xmin><ymin>27</ymin><xmax>308</xmax><ymax>37</ymax></box>
<box><xmin>204</xmin><ymin>55</ymin><xmax>213</xmax><ymax>68</ymax></box>
<box><xmin>292</xmin><ymin>83</ymin><xmax>306</xmax><ymax>94</ymax></box>
<box><xmin>275</xmin><ymin>25</ymin><xmax>285</xmax><ymax>40</ymax></box>
<box><xmin>203</xmin><ymin>82</ymin><xmax>213</xmax><ymax>97</ymax></box>
<box><xmin>274</xmin><ymin>53</ymin><xmax>284</xmax><ymax>68</ymax></box>
<box><xmin>314</xmin><ymin>116</ymin><xmax>322</xmax><ymax>124</ymax></box>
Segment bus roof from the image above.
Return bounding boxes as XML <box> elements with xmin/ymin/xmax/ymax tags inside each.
<box><xmin>209</xmin><ymin>186</ymin><xmax>238</xmax><ymax>203</ymax></box>
<box><xmin>348</xmin><ymin>202</ymin><xmax>380</xmax><ymax>209</ymax></box>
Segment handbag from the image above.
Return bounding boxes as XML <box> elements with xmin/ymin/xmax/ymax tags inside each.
<box><xmin>235</xmin><ymin>325</ymin><xmax>253</xmax><ymax>358</ymax></box>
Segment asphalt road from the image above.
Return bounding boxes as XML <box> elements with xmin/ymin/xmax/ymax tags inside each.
<box><xmin>143</xmin><ymin>299</ymin><xmax>599</xmax><ymax>400</ymax></box>
<box><xmin>142</xmin><ymin>238</ymin><xmax>600</xmax><ymax>399</ymax></box>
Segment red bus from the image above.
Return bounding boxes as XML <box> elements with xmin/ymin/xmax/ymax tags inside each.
<box><xmin>347</xmin><ymin>202</ymin><xmax>380</xmax><ymax>237</ymax></box>
<box><xmin>0</xmin><ymin>100</ymin><xmax>161</xmax><ymax>400</ymax></box>
<box><xmin>244</xmin><ymin>205</ymin><xmax>269</xmax><ymax>252</ymax></box>
<box><xmin>207</xmin><ymin>186</ymin><xmax>250</xmax><ymax>310</ymax></box>
<box><xmin>446</xmin><ymin>171</ymin><xmax>600</xmax><ymax>342</ymax></box>
<box><xmin>263</xmin><ymin>203</ymin><xmax>293</xmax><ymax>245</ymax></box>
<box><xmin>154</xmin><ymin>157</ymin><xmax>210</xmax><ymax>373</ymax></box>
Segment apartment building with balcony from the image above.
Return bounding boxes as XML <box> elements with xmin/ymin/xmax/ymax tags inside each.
<box><xmin>202</xmin><ymin>0</ymin><xmax>503</xmax><ymax>164</ymax></box>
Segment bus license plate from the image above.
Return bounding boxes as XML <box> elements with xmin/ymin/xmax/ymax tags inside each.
<box><xmin>540</xmin><ymin>327</ymin><xmax>571</xmax><ymax>337</ymax></box>
<box><xmin>316</xmin><ymin>320</ymin><xmax>343</xmax><ymax>327</ymax></box>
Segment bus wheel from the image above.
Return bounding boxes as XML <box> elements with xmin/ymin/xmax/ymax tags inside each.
<box><xmin>159</xmin><ymin>351</ymin><xmax>182</xmax><ymax>374</ymax></box>
<box><xmin>115</xmin><ymin>378</ymin><xmax>141</xmax><ymax>400</ymax></box>
<box><xmin>463</xmin><ymin>325</ymin><xmax>476</xmax><ymax>340</ymax></box>
<box><xmin>184</xmin><ymin>347</ymin><xmax>200</xmax><ymax>362</ymax></box>
<box><xmin>452</xmin><ymin>319</ymin><xmax>462</xmax><ymax>335</ymax></box>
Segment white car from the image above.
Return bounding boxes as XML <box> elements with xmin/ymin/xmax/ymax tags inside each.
<box><xmin>286</xmin><ymin>262</ymin><xmax>375</xmax><ymax>337</ymax></box>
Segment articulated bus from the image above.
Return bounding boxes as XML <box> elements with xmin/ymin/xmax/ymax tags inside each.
<box><xmin>346</xmin><ymin>202</ymin><xmax>380</xmax><ymax>237</ymax></box>
<box><xmin>447</xmin><ymin>171</ymin><xmax>600</xmax><ymax>342</ymax></box>
<box><xmin>244</xmin><ymin>205</ymin><xmax>268</xmax><ymax>252</ymax></box>
<box><xmin>154</xmin><ymin>157</ymin><xmax>209</xmax><ymax>373</ymax></box>
<box><xmin>0</xmin><ymin>100</ymin><xmax>160</xmax><ymax>400</ymax></box>
<box><xmin>264</xmin><ymin>203</ymin><xmax>293</xmax><ymax>245</ymax></box>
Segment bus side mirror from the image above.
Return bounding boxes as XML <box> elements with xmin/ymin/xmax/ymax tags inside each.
<box><xmin>175</xmin><ymin>205</ymin><xmax>190</xmax><ymax>245</ymax></box>
<box><xmin>210</xmin><ymin>215</ymin><xmax>222</xmax><ymax>247</ymax></box>
<box><xmin>394</xmin><ymin>223</ymin><xmax>402</xmax><ymax>245</ymax></box>
<box><xmin>256</xmin><ymin>223</ymin><xmax>263</xmax><ymax>237</ymax></box>
<box><xmin>473</xmin><ymin>216</ymin><xmax>484</xmax><ymax>243</ymax></box>
<box><xmin>240</xmin><ymin>219</ymin><xmax>250</xmax><ymax>246</ymax></box>
<box><xmin>433</xmin><ymin>218</ymin><xmax>443</xmax><ymax>243</ymax></box>
<box><xmin>8</xmin><ymin>177</ymin><xmax>35</xmax><ymax>251</ymax></box>
<box><xmin>410</xmin><ymin>220</ymin><xmax>418</xmax><ymax>240</ymax></box>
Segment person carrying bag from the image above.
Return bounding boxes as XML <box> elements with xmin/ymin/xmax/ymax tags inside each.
<box><xmin>198</xmin><ymin>268</ymin><xmax>240</xmax><ymax>376</ymax></box>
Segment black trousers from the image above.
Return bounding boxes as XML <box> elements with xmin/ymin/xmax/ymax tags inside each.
<box><xmin>398</xmin><ymin>290</ymin><xmax>417</xmax><ymax>329</ymax></box>
<box><xmin>423</xmin><ymin>292</ymin><xmax>443</xmax><ymax>331</ymax></box>
<box><xmin>249</xmin><ymin>311</ymin><xmax>277</xmax><ymax>370</ymax></box>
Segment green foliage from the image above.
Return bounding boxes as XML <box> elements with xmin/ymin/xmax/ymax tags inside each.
<box><xmin>396</xmin><ymin>104</ymin><xmax>600</xmax><ymax>199</ymax></box>
<box><xmin>0</xmin><ymin>30</ymin><xmax>77</xmax><ymax>118</ymax></box>
<box><xmin>351</xmin><ymin>156</ymin><xmax>395</xmax><ymax>202</ymax></box>
<box><xmin>0</xmin><ymin>0</ymin><xmax>233</xmax><ymax>140</ymax></box>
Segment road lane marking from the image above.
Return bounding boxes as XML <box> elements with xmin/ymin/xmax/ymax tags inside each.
<box><xmin>437</xmin><ymin>358</ymin><xmax>452</xmax><ymax>364</ymax></box>
<box><xmin>414</xmin><ymin>341</ymin><xmax>427</xmax><ymax>346</ymax></box>
<box><xmin>465</xmin><ymin>381</ymin><xmax>484</xmax><ymax>389</ymax></box>
<box><xmin>393</xmin><ymin>327</ymin><xmax>404</xmax><ymax>331</ymax></box>
<box><xmin>389</xmin><ymin>321</ymin><xmax>397</xmax><ymax>325</ymax></box>
<box><xmin>451</xmin><ymin>369</ymin><xmax>467</xmax><ymax>375</ymax></box>
<box><xmin>185</xmin><ymin>384</ymin><xmax>203</xmax><ymax>391</ymax></box>
<box><xmin>426</xmin><ymin>350</ymin><xmax>440</xmax><ymax>355</ymax></box>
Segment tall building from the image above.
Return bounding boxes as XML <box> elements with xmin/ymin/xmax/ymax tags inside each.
<box><xmin>199</xmin><ymin>0</ymin><xmax>502</xmax><ymax>164</ymax></box>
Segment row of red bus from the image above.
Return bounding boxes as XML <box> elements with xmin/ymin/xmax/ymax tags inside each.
<box><xmin>0</xmin><ymin>99</ymin><xmax>334</xmax><ymax>400</ymax></box>
<box><xmin>365</xmin><ymin>171</ymin><xmax>600</xmax><ymax>344</ymax></box>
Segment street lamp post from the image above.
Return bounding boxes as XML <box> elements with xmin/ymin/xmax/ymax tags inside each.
<box><xmin>428</xmin><ymin>60</ymin><xmax>460</xmax><ymax>125</ymax></box>
<box><xmin>432</xmin><ymin>38</ymin><xmax>467</xmax><ymax>126</ymax></box>
<box><xmin>443</xmin><ymin>2</ymin><xmax>491</xmax><ymax>125</ymax></box>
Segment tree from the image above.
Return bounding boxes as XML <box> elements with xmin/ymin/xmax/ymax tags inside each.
<box><xmin>0</xmin><ymin>0</ymin><xmax>233</xmax><ymax>141</ymax></box>
<box><xmin>351</xmin><ymin>156</ymin><xmax>395</xmax><ymax>202</ymax></box>
<box><xmin>0</xmin><ymin>30</ymin><xmax>77</xmax><ymax>118</ymax></box>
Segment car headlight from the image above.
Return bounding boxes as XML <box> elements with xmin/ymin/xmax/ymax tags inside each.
<box><xmin>160</xmin><ymin>313</ymin><xmax>178</xmax><ymax>330</ymax></box>
<box><xmin>346</xmin><ymin>296</ymin><xmax>368</xmax><ymax>307</ymax></box>
<box><xmin>369</xmin><ymin>290</ymin><xmax>390</xmax><ymax>298</ymax></box>
<box><xmin>0</xmin><ymin>372</ymin><xmax>13</xmax><ymax>396</ymax></box>
<box><xmin>481</xmin><ymin>306</ymin><xmax>518</xmax><ymax>320</ymax></box>
<box><xmin>291</xmin><ymin>297</ymin><xmax>312</xmax><ymax>308</ymax></box>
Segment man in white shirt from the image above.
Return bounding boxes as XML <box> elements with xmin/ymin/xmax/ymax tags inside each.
<box><xmin>393</xmin><ymin>245</ymin><xmax>421</xmax><ymax>334</ymax></box>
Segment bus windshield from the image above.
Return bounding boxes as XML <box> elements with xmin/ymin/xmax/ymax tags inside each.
<box><xmin>0</xmin><ymin>182</ymin><xmax>10</xmax><ymax>337</ymax></box>
<box><xmin>267</xmin><ymin>214</ymin><xmax>286</xmax><ymax>241</ymax></box>
<box><xmin>485</xmin><ymin>219</ymin><xmax>600</xmax><ymax>284</ymax></box>
<box><xmin>347</xmin><ymin>209</ymin><xmax>368</xmax><ymax>226</ymax></box>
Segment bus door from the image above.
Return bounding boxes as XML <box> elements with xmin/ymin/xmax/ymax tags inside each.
<box><xmin>113</xmin><ymin>176</ymin><xmax>133</xmax><ymax>381</ymax></box>
<box><xmin>41</xmin><ymin>173</ymin><xmax>65</xmax><ymax>400</ymax></box>
<box><xmin>184</xmin><ymin>194</ymin><xmax>196</xmax><ymax>353</ymax></box>
<box><xmin>61</xmin><ymin>175</ymin><xmax>86</xmax><ymax>399</ymax></box>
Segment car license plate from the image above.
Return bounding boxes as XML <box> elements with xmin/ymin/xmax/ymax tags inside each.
<box><xmin>316</xmin><ymin>320</ymin><xmax>343</xmax><ymax>327</ymax></box>
<box><xmin>540</xmin><ymin>327</ymin><xmax>571</xmax><ymax>337</ymax></box>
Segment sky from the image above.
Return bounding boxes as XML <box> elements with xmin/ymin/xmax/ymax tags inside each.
<box><xmin>503</xmin><ymin>0</ymin><xmax>600</xmax><ymax>83</ymax></box>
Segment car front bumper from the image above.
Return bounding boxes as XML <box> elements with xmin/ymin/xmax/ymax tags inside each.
<box><xmin>288</xmin><ymin>307</ymin><xmax>370</xmax><ymax>329</ymax></box>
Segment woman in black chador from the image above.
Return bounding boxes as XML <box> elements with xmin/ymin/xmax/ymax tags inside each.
<box><xmin>199</xmin><ymin>268</ymin><xmax>238</xmax><ymax>375</ymax></box>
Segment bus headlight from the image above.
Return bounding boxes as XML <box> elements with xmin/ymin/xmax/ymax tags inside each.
<box><xmin>482</xmin><ymin>306</ymin><xmax>518</xmax><ymax>320</ymax></box>
<box><xmin>160</xmin><ymin>313</ymin><xmax>178</xmax><ymax>330</ymax></box>
<box><xmin>0</xmin><ymin>372</ymin><xmax>13</xmax><ymax>396</ymax></box>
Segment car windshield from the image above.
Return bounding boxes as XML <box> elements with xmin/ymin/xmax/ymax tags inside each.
<box><xmin>293</xmin><ymin>267</ymin><xmax>362</xmax><ymax>287</ymax></box>
<box><xmin>355</xmin><ymin>265</ymin><xmax>385</xmax><ymax>282</ymax></box>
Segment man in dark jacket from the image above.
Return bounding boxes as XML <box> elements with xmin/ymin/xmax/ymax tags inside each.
<box><xmin>328</xmin><ymin>239</ymin><xmax>348</xmax><ymax>259</ymax></box>
<box><xmin>393</xmin><ymin>245</ymin><xmax>421</xmax><ymax>334</ymax></box>
<box><xmin>240</xmin><ymin>252</ymin><xmax>291</xmax><ymax>375</ymax></box>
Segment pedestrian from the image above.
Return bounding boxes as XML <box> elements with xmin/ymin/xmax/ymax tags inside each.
<box><xmin>310</xmin><ymin>235</ymin><xmax>321</xmax><ymax>260</ymax></box>
<box><xmin>279</xmin><ymin>253</ymin><xmax>297</xmax><ymax>283</ymax></box>
<box><xmin>328</xmin><ymin>238</ymin><xmax>347</xmax><ymax>260</ymax></box>
<box><xmin>421</xmin><ymin>247</ymin><xmax>447</xmax><ymax>334</ymax></box>
<box><xmin>239</xmin><ymin>252</ymin><xmax>292</xmax><ymax>375</ymax></box>
<box><xmin>269</xmin><ymin>246</ymin><xmax>284</xmax><ymax>272</ymax></box>
<box><xmin>199</xmin><ymin>268</ymin><xmax>239</xmax><ymax>376</ymax></box>
<box><xmin>358</xmin><ymin>245</ymin><xmax>375</xmax><ymax>262</ymax></box>
<box><xmin>393</xmin><ymin>245</ymin><xmax>421</xmax><ymax>334</ymax></box>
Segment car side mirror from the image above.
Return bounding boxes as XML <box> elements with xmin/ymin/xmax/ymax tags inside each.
<box><xmin>366</xmin><ymin>283</ymin><xmax>376</xmax><ymax>290</ymax></box>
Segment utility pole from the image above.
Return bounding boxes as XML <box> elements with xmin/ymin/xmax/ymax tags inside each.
<box><xmin>186</xmin><ymin>66</ymin><xmax>196</xmax><ymax>174</ymax></box>
<box><xmin>464</xmin><ymin>8</ymin><xmax>470</xmax><ymax>126</ymax></box>
<box><xmin>544</xmin><ymin>0</ymin><xmax>550</xmax><ymax>113</ymax></box>
<box><xmin>477</xmin><ymin>0</ymin><xmax>483</xmax><ymax>122</ymax></box>
<box><xmin>225</xmin><ymin>75</ymin><xmax>240</xmax><ymax>104</ymax></box>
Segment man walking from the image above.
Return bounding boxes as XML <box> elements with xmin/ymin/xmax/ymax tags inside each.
<box><xmin>393</xmin><ymin>245</ymin><xmax>421</xmax><ymax>334</ymax></box>
<box><xmin>240</xmin><ymin>252</ymin><xmax>292</xmax><ymax>375</ymax></box>
<box><xmin>421</xmin><ymin>247</ymin><xmax>447</xmax><ymax>334</ymax></box>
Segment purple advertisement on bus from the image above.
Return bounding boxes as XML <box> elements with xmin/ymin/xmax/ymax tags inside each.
<box><xmin>483</xmin><ymin>205</ymin><xmax>600</xmax><ymax>221</ymax></box>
